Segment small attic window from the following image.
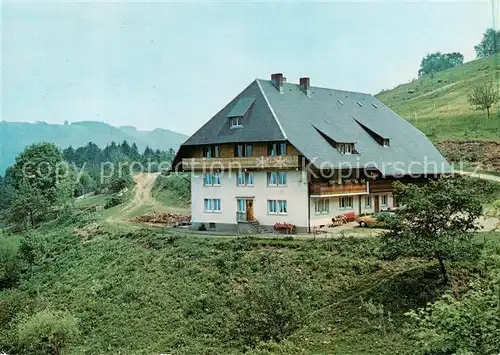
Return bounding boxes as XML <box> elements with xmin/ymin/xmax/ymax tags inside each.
<box><xmin>337</xmin><ymin>99</ymin><xmax>344</xmax><ymax>105</ymax></box>
<box><xmin>231</xmin><ymin>117</ymin><xmax>243</xmax><ymax>128</ymax></box>
<box><xmin>372</xmin><ymin>103</ymin><xmax>378</xmax><ymax>108</ymax></box>
<box><xmin>383</xmin><ymin>139</ymin><xmax>390</xmax><ymax>147</ymax></box>
<box><xmin>337</xmin><ymin>143</ymin><xmax>354</xmax><ymax>155</ymax></box>
<box><xmin>356</xmin><ymin>101</ymin><xmax>363</xmax><ymax>107</ymax></box>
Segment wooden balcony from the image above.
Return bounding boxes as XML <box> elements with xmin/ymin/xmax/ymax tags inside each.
<box><xmin>181</xmin><ymin>155</ymin><xmax>300</xmax><ymax>171</ymax></box>
<box><xmin>310</xmin><ymin>182</ymin><xmax>369</xmax><ymax>197</ymax></box>
<box><xmin>369</xmin><ymin>180</ymin><xmax>395</xmax><ymax>193</ymax></box>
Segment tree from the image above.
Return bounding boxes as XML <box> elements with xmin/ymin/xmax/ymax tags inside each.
<box><xmin>474</xmin><ymin>28</ymin><xmax>500</xmax><ymax>58</ymax></box>
<box><xmin>7</xmin><ymin>143</ymin><xmax>70</xmax><ymax>194</ymax></box>
<box><xmin>466</xmin><ymin>82</ymin><xmax>499</xmax><ymax>118</ymax></box>
<box><xmin>120</xmin><ymin>140</ymin><xmax>131</xmax><ymax>157</ymax></box>
<box><xmin>380</xmin><ymin>178</ymin><xmax>482</xmax><ymax>285</ymax></box>
<box><xmin>418</xmin><ymin>52</ymin><xmax>464</xmax><ymax>78</ymax></box>
<box><xmin>6</xmin><ymin>181</ymin><xmax>51</xmax><ymax>229</ymax></box>
<box><xmin>62</xmin><ymin>146</ymin><xmax>75</xmax><ymax>164</ymax></box>
<box><xmin>0</xmin><ymin>176</ymin><xmax>14</xmax><ymax>214</ymax></box>
<box><xmin>5</xmin><ymin>143</ymin><xmax>74</xmax><ymax>229</ymax></box>
<box><xmin>130</xmin><ymin>143</ymin><xmax>141</xmax><ymax>162</ymax></box>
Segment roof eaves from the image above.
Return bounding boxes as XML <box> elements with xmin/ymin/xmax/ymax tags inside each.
<box><xmin>256</xmin><ymin>79</ymin><xmax>287</xmax><ymax>140</ymax></box>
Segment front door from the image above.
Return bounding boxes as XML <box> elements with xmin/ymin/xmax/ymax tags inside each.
<box><xmin>374</xmin><ymin>195</ymin><xmax>380</xmax><ymax>213</ymax></box>
<box><xmin>246</xmin><ymin>200</ymin><xmax>254</xmax><ymax>221</ymax></box>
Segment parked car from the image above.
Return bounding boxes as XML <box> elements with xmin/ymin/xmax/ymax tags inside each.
<box><xmin>356</xmin><ymin>211</ymin><xmax>395</xmax><ymax>228</ymax></box>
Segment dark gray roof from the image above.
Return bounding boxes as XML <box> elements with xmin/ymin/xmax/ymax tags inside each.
<box><xmin>181</xmin><ymin>78</ymin><xmax>450</xmax><ymax>176</ymax></box>
<box><xmin>182</xmin><ymin>81</ymin><xmax>285</xmax><ymax>146</ymax></box>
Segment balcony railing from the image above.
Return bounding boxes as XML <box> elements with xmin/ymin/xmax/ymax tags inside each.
<box><xmin>369</xmin><ymin>180</ymin><xmax>395</xmax><ymax>193</ymax></box>
<box><xmin>310</xmin><ymin>182</ymin><xmax>369</xmax><ymax>196</ymax></box>
<box><xmin>182</xmin><ymin>155</ymin><xmax>300</xmax><ymax>171</ymax></box>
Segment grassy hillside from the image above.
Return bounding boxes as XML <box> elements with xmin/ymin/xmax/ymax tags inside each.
<box><xmin>0</xmin><ymin>121</ymin><xmax>187</xmax><ymax>173</ymax></box>
<box><xmin>1</xmin><ymin>223</ymin><xmax>499</xmax><ymax>354</ymax></box>
<box><xmin>376</xmin><ymin>54</ymin><xmax>500</xmax><ymax>142</ymax></box>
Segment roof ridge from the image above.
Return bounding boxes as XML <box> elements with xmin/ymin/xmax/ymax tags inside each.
<box><xmin>256</xmin><ymin>79</ymin><xmax>287</xmax><ymax>140</ymax></box>
<box><xmin>256</xmin><ymin>78</ymin><xmax>372</xmax><ymax>96</ymax></box>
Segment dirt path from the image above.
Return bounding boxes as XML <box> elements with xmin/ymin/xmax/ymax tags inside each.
<box><xmin>455</xmin><ymin>170</ymin><xmax>500</xmax><ymax>183</ymax></box>
<box><xmin>407</xmin><ymin>81</ymin><xmax>461</xmax><ymax>102</ymax></box>
<box><xmin>105</xmin><ymin>172</ymin><xmax>189</xmax><ymax>228</ymax></box>
<box><xmin>121</xmin><ymin>172</ymin><xmax>161</xmax><ymax>214</ymax></box>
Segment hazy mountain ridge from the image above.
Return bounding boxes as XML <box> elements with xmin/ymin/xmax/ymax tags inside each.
<box><xmin>0</xmin><ymin>121</ymin><xmax>187</xmax><ymax>173</ymax></box>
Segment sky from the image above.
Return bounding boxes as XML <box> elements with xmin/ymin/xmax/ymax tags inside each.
<box><xmin>2</xmin><ymin>0</ymin><xmax>499</xmax><ymax>135</ymax></box>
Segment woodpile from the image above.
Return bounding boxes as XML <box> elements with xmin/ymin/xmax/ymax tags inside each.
<box><xmin>132</xmin><ymin>212</ymin><xmax>191</xmax><ymax>226</ymax></box>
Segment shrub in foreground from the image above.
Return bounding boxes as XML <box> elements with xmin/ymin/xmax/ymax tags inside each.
<box><xmin>406</xmin><ymin>283</ymin><xmax>500</xmax><ymax>355</ymax></box>
<box><xmin>232</xmin><ymin>269</ymin><xmax>311</xmax><ymax>347</ymax></box>
<box><xmin>17</xmin><ymin>310</ymin><xmax>79</xmax><ymax>355</ymax></box>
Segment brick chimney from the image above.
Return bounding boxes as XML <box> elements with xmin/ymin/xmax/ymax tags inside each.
<box><xmin>300</xmin><ymin>77</ymin><xmax>311</xmax><ymax>96</ymax></box>
<box><xmin>271</xmin><ymin>73</ymin><xmax>284</xmax><ymax>93</ymax></box>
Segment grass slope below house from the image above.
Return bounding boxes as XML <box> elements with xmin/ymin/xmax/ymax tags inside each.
<box><xmin>376</xmin><ymin>54</ymin><xmax>500</xmax><ymax>142</ymax></box>
<box><xmin>1</xmin><ymin>226</ymin><xmax>499</xmax><ymax>354</ymax></box>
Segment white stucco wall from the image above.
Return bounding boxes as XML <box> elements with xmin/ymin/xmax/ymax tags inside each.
<box><xmin>309</xmin><ymin>193</ymin><xmax>393</xmax><ymax>228</ymax></box>
<box><xmin>191</xmin><ymin>170</ymin><xmax>309</xmax><ymax>228</ymax></box>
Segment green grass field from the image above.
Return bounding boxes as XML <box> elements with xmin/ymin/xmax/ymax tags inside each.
<box><xmin>376</xmin><ymin>54</ymin><xmax>500</xmax><ymax>142</ymax></box>
<box><xmin>74</xmin><ymin>194</ymin><xmax>108</xmax><ymax>209</ymax></box>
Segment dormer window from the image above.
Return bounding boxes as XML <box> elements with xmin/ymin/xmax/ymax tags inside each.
<box><xmin>337</xmin><ymin>143</ymin><xmax>354</xmax><ymax>155</ymax></box>
<box><xmin>231</xmin><ymin>117</ymin><xmax>243</xmax><ymax>128</ymax></box>
<box><xmin>383</xmin><ymin>139</ymin><xmax>390</xmax><ymax>147</ymax></box>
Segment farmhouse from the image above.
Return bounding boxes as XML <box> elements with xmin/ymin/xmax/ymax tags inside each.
<box><xmin>173</xmin><ymin>73</ymin><xmax>450</xmax><ymax>233</ymax></box>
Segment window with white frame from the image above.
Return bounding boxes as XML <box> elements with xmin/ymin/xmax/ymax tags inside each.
<box><xmin>267</xmin><ymin>200</ymin><xmax>287</xmax><ymax>214</ymax></box>
<box><xmin>267</xmin><ymin>172</ymin><xmax>287</xmax><ymax>186</ymax></box>
<box><xmin>237</xmin><ymin>199</ymin><xmax>246</xmax><ymax>212</ymax></box>
<box><xmin>365</xmin><ymin>196</ymin><xmax>372</xmax><ymax>208</ymax></box>
<box><xmin>381</xmin><ymin>194</ymin><xmax>388</xmax><ymax>206</ymax></box>
<box><xmin>203</xmin><ymin>172</ymin><xmax>221</xmax><ymax>186</ymax></box>
<box><xmin>315</xmin><ymin>199</ymin><xmax>329</xmax><ymax>214</ymax></box>
<box><xmin>268</xmin><ymin>200</ymin><xmax>277</xmax><ymax>213</ymax></box>
<box><xmin>237</xmin><ymin>172</ymin><xmax>254</xmax><ymax>186</ymax></box>
<box><xmin>278</xmin><ymin>200</ymin><xmax>287</xmax><ymax>214</ymax></box>
<box><xmin>204</xmin><ymin>198</ymin><xmax>221</xmax><ymax>212</ymax></box>
<box><xmin>267</xmin><ymin>172</ymin><xmax>277</xmax><ymax>186</ymax></box>
<box><xmin>339</xmin><ymin>196</ymin><xmax>353</xmax><ymax>209</ymax></box>
<box><xmin>231</xmin><ymin>116</ymin><xmax>242</xmax><ymax>128</ymax></box>
<box><xmin>278</xmin><ymin>172</ymin><xmax>287</xmax><ymax>186</ymax></box>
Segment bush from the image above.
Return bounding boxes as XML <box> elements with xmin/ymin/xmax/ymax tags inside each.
<box><xmin>0</xmin><ymin>237</ymin><xmax>20</xmax><ymax>287</ymax></box>
<box><xmin>17</xmin><ymin>310</ymin><xmax>79</xmax><ymax>355</ymax></box>
<box><xmin>108</xmin><ymin>177</ymin><xmax>129</xmax><ymax>194</ymax></box>
<box><xmin>406</xmin><ymin>284</ymin><xmax>500</xmax><ymax>355</ymax></box>
<box><xmin>18</xmin><ymin>232</ymin><xmax>46</xmax><ymax>268</ymax></box>
<box><xmin>104</xmin><ymin>194</ymin><xmax>124</xmax><ymax>209</ymax></box>
<box><xmin>232</xmin><ymin>269</ymin><xmax>312</xmax><ymax>347</ymax></box>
